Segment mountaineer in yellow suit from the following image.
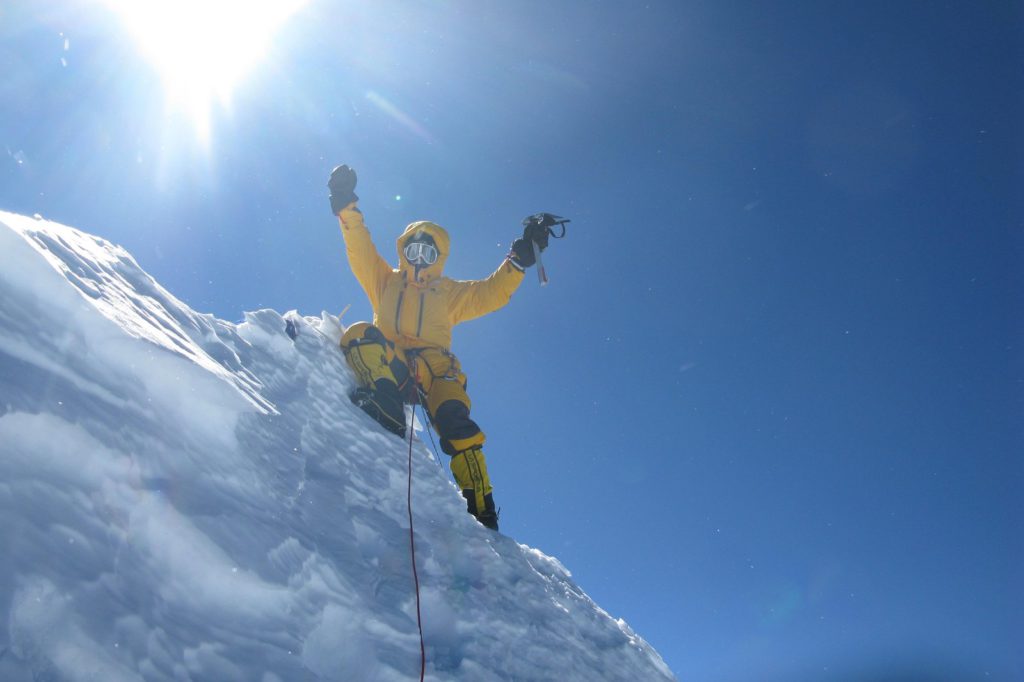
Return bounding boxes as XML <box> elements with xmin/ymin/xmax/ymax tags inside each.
<box><xmin>328</xmin><ymin>164</ymin><xmax>549</xmax><ymax>531</ymax></box>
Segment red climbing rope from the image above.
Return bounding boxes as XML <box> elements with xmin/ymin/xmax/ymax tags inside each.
<box><xmin>407</xmin><ymin>411</ymin><xmax>426</xmax><ymax>681</ymax></box>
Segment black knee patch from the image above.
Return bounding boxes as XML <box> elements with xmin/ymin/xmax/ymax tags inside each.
<box><xmin>345</xmin><ymin>324</ymin><xmax>387</xmax><ymax>349</ymax></box>
<box><xmin>433</xmin><ymin>399</ymin><xmax>482</xmax><ymax>455</ymax></box>
<box><xmin>362</xmin><ymin>326</ymin><xmax>388</xmax><ymax>345</ymax></box>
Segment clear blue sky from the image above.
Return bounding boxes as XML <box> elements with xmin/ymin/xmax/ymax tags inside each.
<box><xmin>2</xmin><ymin>1</ymin><xmax>1021</xmax><ymax>679</ymax></box>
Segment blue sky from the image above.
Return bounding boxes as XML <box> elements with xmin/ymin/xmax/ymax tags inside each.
<box><xmin>2</xmin><ymin>1</ymin><xmax>1021</xmax><ymax>679</ymax></box>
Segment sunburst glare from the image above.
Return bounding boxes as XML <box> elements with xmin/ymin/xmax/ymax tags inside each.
<box><xmin>103</xmin><ymin>0</ymin><xmax>307</xmax><ymax>140</ymax></box>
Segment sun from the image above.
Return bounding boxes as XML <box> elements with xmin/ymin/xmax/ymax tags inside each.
<box><xmin>103</xmin><ymin>0</ymin><xmax>306</xmax><ymax>139</ymax></box>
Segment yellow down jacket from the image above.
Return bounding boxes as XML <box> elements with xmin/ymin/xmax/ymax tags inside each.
<box><xmin>338</xmin><ymin>205</ymin><xmax>524</xmax><ymax>350</ymax></box>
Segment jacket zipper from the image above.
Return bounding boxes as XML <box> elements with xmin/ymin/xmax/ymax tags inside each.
<box><xmin>394</xmin><ymin>286</ymin><xmax>405</xmax><ymax>337</ymax></box>
<box><xmin>416</xmin><ymin>292</ymin><xmax>426</xmax><ymax>338</ymax></box>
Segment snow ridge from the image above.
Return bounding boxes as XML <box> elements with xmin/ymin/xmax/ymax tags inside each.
<box><xmin>0</xmin><ymin>210</ymin><xmax>676</xmax><ymax>681</ymax></box>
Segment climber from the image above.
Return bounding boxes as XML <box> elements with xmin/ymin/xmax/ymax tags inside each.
<box><xmin>327</xmin><ymin>164</ymin><xmax>550</xmax><ymax>531</ymax></box>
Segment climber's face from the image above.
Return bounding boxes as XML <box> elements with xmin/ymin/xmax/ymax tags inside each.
<box><xmin>403</xmin><ymin>234</ymin><xmax>438</xmax><ymax>266</ymax></box>
<box><xmin>395</xmin><ymin>221</ymin><xmax>449</xmax><ymax>284</ymax></box>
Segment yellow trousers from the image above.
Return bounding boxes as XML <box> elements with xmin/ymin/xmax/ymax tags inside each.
<box><xmin>341</xmin><ymin>322</ymin><xmax>495</xmax><ymax>518</ymax></box>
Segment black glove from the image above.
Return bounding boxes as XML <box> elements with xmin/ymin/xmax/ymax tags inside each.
<box><xmin>328</xmin><ymin>164</ymin><xmax>359</xmax><ymax>215</ymax></box>
<box><xmin>510</xmin><ymin>237</ymin><xmax>538</xmax><ymax>268</ymax></box>
<box><xmin>509</xmin><ymin>215</ymin><xmax>552</xmax><ymax>269</ymax></box>
<box><xmin>523</xmin><ymin>222</ymin><xmax>551</xmax><ymax>251</ymax></box>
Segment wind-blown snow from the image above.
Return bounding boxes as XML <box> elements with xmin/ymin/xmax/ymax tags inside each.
<box><xmin>0</xmin><ymin>210</ymin><xmax>676</xmax><ymax>681</ymax></box>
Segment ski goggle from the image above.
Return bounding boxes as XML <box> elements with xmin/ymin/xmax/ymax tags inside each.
<box><xmin>403</xmin><ymin>241</ymin><xmax>438</xmax><ymax>265</ymax></box>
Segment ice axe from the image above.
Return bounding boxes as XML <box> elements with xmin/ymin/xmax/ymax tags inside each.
<box><xmin>522</xmin><ymin>212</ymin><xmax>571</xmax><ymax>286</ymax></box>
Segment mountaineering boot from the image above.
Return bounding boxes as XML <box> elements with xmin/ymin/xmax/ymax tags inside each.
<box><xmin>450</xmin><ymin>446</ymin><xmax>499</xmax><ymax>531</ymax></box>
<box><xmin>349</xmin><ymin>380</ymin><xmax>405</xmax><ymax>438</ymax></box>
<box><xmin>476</xmin><ymin>501</ymin><xmax>499</xmax><ymax>532</ymax></box>
<box><xmin>341</xmin><ymin>323</ymin><xmax>407</xmax><ymax>438</ymax></box>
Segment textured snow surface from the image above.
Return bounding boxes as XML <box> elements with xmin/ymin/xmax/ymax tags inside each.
<box><xmin>0</xmin><ymin>210</ymin><xmax>676</xmax><ymax>681</ymax></box>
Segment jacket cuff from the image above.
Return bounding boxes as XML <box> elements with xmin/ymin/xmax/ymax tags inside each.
<box><xmin>338</xmin><ymin>204</ymin><xmax>363</xmax><ymax>226</ymax></box>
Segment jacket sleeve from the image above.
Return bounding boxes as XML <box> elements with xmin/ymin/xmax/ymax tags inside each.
<box><xmin>447</xmin><ymin>259</ymin><xmax>525</xmax><ymax>325</ymax></box>
<box><xmin>337</xmin><ymin>204</ymin><xmax>392</xmax><ymax>310</ymax></box>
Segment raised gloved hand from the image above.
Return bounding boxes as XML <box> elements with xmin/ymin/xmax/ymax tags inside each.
<box><xmin>510</xmin><ymin>236</ymin><xmax>542</xmax><ymax>268</ymax></box>
<box><xmin>509</xmin><ymin>213</ymin><xmax>560</xmax><ymax>268</ymax></box>
<box><xmin>328</xmin><ymin>164</ymin><xmax>359</xmax><ymax>215</ymax></box>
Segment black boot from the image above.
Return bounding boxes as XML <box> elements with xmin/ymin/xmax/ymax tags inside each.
<box><xmin>477</xmin><ymin>507</ymin><xmax>500</xmax><ymax>531</ymax></box>
<box><xmin>462</xmin><ymin>490</ymin><xmax>499</xmax><ymax>531</ymax></box>
<box><xmin>349</xmin><ymin>378</ymin><xmax>406</xmax><ymax>437</ymax></box>
<box><xmin>451</xmin><ymin>447</ymin><xmax>499</xmax><ymax>530</ymax></box>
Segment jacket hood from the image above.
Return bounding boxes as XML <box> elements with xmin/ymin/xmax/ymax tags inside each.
<box><xmin>396</xmin><ymin>220</ymin><xmax>450</xmax><ymax>284</ymax></box>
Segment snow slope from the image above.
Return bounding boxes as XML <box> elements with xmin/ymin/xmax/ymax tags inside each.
<box><xmin>0</xmin><ymin>210</ymin><xmax>676</xmax><ymax>682</ymax></box>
